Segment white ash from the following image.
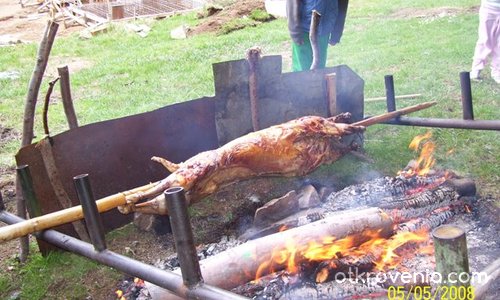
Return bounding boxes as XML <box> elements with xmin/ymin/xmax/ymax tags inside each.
<box><xmin>154</xmin><ymin>235</ymin><xmax>243</xmax><ymax>270</ymax></box>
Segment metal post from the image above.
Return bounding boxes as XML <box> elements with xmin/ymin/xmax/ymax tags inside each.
<box><xmin>165</xmin><ymin>187</ymin><xmax>203</xmax><ymax>287</ymax></box>
<box><xmin>460</xmin><ymin>71</ymin><xmax>474</xmax><ymax>120</ymax></box>
<box><xmin>73</xmin><ymin>174</ymin><xmax>106</xmax><ymax>251</ymax></box>
<box><xmin>384</xmin><ymin>75</ymin><xmax>396</xmax><ymax>112</ymax></box>
<box><xmin>0</xmin><ymin>190</ymin><xmax>4</xmax><ymax>211</ymax></box>
<box><xmin>16</xmin><ymin>165</ymin><xmax>43</xmax><ymax>218</ymax></box>
<box><xmin>0</xmin><ymin>211</ymin><xmax>247</xmax><ymax>300</ymax></box>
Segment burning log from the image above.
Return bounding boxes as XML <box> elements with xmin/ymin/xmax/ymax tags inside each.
<box><xmin>378</xmin><ymin>185</ymin><xmax>457</xmax><ymax>210</ymax></box>
<box><xmin>170</xmin><ymin>208</ymin><xmax>393</xmax><ymax>291</ymax></box>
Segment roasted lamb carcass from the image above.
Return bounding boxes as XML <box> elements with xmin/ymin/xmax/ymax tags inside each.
<box><xmin>119</xmin><ymin>113</ymin><xmax>364</xmax><ymax>215</ymax></box>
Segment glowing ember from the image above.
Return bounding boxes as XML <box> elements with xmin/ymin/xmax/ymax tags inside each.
<box><xmin>115</xmin><ymin>289</ymin><xmax>125</xmax><ymax>300</ymax></box>
<box><xmin>254</xmin><ymin>229</ymin><xmax>431</xmax><ymax>281</ymax></box>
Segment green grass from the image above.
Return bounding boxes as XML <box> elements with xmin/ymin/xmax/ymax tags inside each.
<box><xmin>0</xmin><ymin>0</ymin><xmax>499</xmax><ymax>298</ymax></box>
<box><xmin>0</xmin><ymin>249</ymin><xmax>120</xmax><ymax>299</ymax></box>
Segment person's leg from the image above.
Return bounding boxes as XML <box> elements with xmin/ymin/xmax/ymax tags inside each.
<box><xmin>471</xmin><ymin>7</ymin><xmax>495</xmax><ymax>79</ymax></box>
<box><xmin>292</xmin><ymin>33</ymin><xmax>313</xmax><ymax>71</ymax></box>
<box><xmin>292</xmin><ymin>34</ymin><xmax>331</xmax><ymax>71</ymax></box>
<box><xmin>489</xmin><ymin>12</ymin><xmax>500</xmax><ymax>83</ymax></box>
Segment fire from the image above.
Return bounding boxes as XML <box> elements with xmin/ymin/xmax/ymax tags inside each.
<box><xmin>399</xmin><ymin>131</ymin><xmax>436</xmax><ymax>177</ymax></box>
<box><xmin>254</xmin><ymin>229</ymin><xmax>431</xmax><ymax>282</ymax></box>
<box><xmin>115</xmin><ymin>290</ymin><xmax>125</xmax><ymax>300</ymax></box>
<box><xmin>115</xmin><ymin>278</ymin><xmax>144</xmax><ymax>299</ymax></box>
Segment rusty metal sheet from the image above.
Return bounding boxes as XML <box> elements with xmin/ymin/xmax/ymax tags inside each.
<box><xmin>213</xmin><ymin>56</ymin><xmax>364</xmax><ymax>145</ymax></box>
<box><xmin>16</xmin><ymin>97</ymin><xmax>218</xmax><ymax>242</ymax></box>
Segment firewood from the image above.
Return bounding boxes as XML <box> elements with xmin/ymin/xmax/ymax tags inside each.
<box><xmin>378</xmin><ymin>185</ymin><xmax>457</xmax><ymax>210</ymax></box>
<box><xmin>182</xmin><ymin>208</ymin><xmax>393</xmax><ymax>290</ymax></box>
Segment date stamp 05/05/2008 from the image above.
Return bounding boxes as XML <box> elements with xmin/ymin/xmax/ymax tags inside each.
<box><xmin>387</xmin><ymin>285</ymin><xmax>475</xmax><ymax>300</ymax></box>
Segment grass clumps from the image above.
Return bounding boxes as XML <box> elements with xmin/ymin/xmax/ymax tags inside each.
<box><xmin>249</xmin><ymin>9</ymin><xmax>275</xmax><ymax>22</ymax></box>
<box><xmin>220</xmin><ymin>17</ymin><xmax>258</xmax><ymax>35</ymax></box>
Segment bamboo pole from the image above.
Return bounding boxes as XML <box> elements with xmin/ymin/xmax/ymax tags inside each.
<box><xmin>352</xmin><ymin>101</ymin><xmax>436</xmax><ymax>127</ymax></box>
<box><xmin>0</xmin><ymin>182</ymin><xmax>157</xmax><ymax>243</ymax></box>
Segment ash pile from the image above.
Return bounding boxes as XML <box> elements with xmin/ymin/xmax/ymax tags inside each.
<box><xmin>147</xmin><ymin>168</ymin><xmax>499</xmax><ymax>299</ymax></box>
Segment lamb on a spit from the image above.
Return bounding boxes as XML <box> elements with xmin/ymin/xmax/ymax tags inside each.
<box><xmin>119</xmin><ymin>113</ymin><xmax>364</xmax><ymax>215</ymax></box>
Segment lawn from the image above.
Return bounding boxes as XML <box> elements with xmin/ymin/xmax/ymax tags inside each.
<box><xmin>0</xmin><ymin>0</ymin><xmax>499</xmax><ymax>298</ymax></box>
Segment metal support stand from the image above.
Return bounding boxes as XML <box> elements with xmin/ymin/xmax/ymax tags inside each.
<box><xmin>377</xmin><ymin>73</ymin><xmax>500</xmax><ymax>131</ymax></box>
<box><xmin>0</xmin><ymin>211</ymin><xmax>247</xmax><ymax>300</ymax></box>
<box><xmin>165</xmin><ymin>187</ymin><xmax>203</xmax><ymax>287</ymax></box>
<box><xmin>460</xmin><ymin>71</ymin><xmax>474</xmax><ymax>120</ymax></box>
<box><xmin>384</xmin><ymin>75</ymin><xmax>396</xmax><ymax>112</ymax></box>
<box><xmin>16</xmin><ymin>165</ymin><xmax>43</xmax><ymax>218</ymax></box>
<box><xmin>73</xmin><ymin>174</ymin><xmax>106</xmax><ymax>251</ymax></box>
<box><xmin>0</xmin><ymin>190</ymin><xmax>4</xmax><ymax>212</ymax></box>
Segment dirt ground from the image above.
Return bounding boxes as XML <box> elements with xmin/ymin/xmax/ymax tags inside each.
<box><xmin>0</xmin><ymin>0</ymin><xmax>81</xmax><ymax>43</ymax></box>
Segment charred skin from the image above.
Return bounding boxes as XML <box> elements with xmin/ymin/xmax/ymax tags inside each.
<box><xmin>120</xmin><ymin>114</ymin><xmax>364</xmax><ymax>215</ymax></box>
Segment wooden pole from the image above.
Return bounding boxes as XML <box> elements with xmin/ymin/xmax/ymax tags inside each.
<box><xmin>432</xmin><ymin>225</ymin><xmax>470</xmax><ymax>287</ymax></box>
<box><xmin>18</xmin><ymin>20</ymin><xmax>59</xmax><ymax>262</ymax></box>
<box><xmin>22</xmin><ymin>20</ymin><xmax>59</xmax><ymax>146</ymax></box>
<box><xmin>57</xmin><ymin>65</ymin><xmax>79</xmax><ymax>129</ymax></box>
<box><xmin>42</xmin><ymin>78</ymin><xmax>60</xmax><ymax>136</ymax></box>
<box><xmin>352</xmin><ymin>101</ymin><xmax>436</xmax><ymax>127</ymax></box>
<box><xmin>474</xmin><ymin>258</ymin><xmax>500</xmax><ymax>299</ymax></box>
<box><xmin>364</xmin><ymin>93</ymin><xmax>422</xmax><ymax>102</ymax></box>
<box><xmin>325</xmin><ymin>73</ymin><xmax>337</xmax><ymax>117</ymax></box>
<box><xmin>309</xmin><ymin>10</ymin><xmax>321</xmax><ymax>70</ymax></box>
<box><xmin>0</xmin><ymin>182</ymin><xmax>157</xmax><ymax>244</ymax></box>
<box><xmin>247</xmin><ymin>47</ymin><xmax>261</xmax><ymax>131</ymax></box>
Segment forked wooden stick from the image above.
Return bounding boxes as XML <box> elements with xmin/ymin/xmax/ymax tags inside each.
<box><xmin>0</xmin><ymin>101</ymin><xmax>436</xmax><ymax>243</ymax></box>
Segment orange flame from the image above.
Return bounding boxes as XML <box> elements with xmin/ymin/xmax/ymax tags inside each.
<box><xmin>115</xmin><ymin>290</ymin><xmax>124</xmax><ymax>299</ymax></box>
<box><xmin>254</xmin><ymin>229</ymin><xmax>431</xmax><ymax>281</ymax></box>
<box><xmin>407</xmin><ymin>131</ymin><xmax>436</xmax><ymax>176</ymax></box>
<box><xmin>397</xmin><ymin>131</ymin><xmax>444</xmax><ymax>179</ymax></box>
